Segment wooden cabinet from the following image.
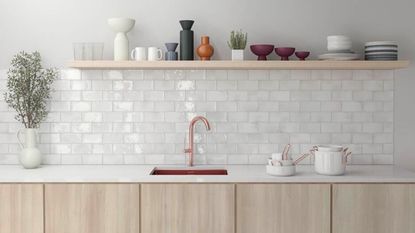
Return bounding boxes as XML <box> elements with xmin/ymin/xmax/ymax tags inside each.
<box><xmin>45</xmin><ymin>184</ymin><xmax>140</xmax><ymax>233</ymax></box>
<box><xmin>3</xmin><ymin>182</ymin><xmax>415</xmax><ymax>233</ymax></box>
<box><xmin>0</xmin><ymin>184</ymin><xmax>44</xmax><ymax>233</ymax></box>
<box><xmin>236</xmin><ymin>184</ymin><xmax>330</xmax><ymax>233</ymax></box>
<box><xmin>333</xmin><ymin>184</ymin><xmax>415</xmax><ymax>233</ymax></box>
<box><xmin>141</xmin><ymin>184</ymin><xmax>235</xmax><ymax>233</ymax></box>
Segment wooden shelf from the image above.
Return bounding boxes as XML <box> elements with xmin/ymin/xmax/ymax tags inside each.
<box><xmin>68</xmin><ymin>60</ymin><xmax>409</xmax><ymax>70</ymax></box>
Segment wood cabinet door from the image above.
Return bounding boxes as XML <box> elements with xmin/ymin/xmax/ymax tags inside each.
<box><xmin>141</xmin><ymin>184</ymin><xmax>235</xmax><ymax>233</ymax></box>
<box><xmin>236</xmin><ymin>184</ymin><xmax>330</xmax><ymax>233</ymax></box>
<box><xmin>45</xmin><ymin>184</ymin><xmax>140</xmax><ymax>233</ymax></box>
<box><xmin>333</xmin><ymin>184</ymin><xmax>415</xmax><ymax>233</ymax></box>
<box><xmin>0</xmin><ymin>184</ymin><xmax>44</xmax><ymax>233</ymax></box>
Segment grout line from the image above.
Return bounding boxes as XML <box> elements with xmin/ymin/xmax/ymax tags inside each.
<box><xmin>234</xmin><ymin>184</ymin><xmax>237</xmax><ymax>233</ymax></box>
<box><xmin>392</xmin><ymin>69</ymin><xmax>395</xmax><ymax>165</ymax></box>
<box><xmin>330</xmin><ymin>184</ymin><xmax>333</xmax><ymax>233</ymax></box>
<box><xmin>139</xmin><ymin>184</ymin><xmax>142</xmax><ymax>233</ymax></box>
<box><xmin>43</xmin><ymin>184</ymin><xmax>46</xmax><ymax>233</ymax></box>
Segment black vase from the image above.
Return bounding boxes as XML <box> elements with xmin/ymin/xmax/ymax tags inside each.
<box><xmin>179</xmin><ymin>20</ymin><xmax>194</xmax><ymax>60</ymax></box>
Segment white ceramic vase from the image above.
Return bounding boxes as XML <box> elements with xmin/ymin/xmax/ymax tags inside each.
<box><xmin>17</xmin><ymin>128</ymin><xmax>42</xmax><ymax>169</ymax></box>
<box><xmin>231</xmin><ymin>49</ymin><xmax>244</xmax><ymax>60</ymax></box>
<box><xmin>108</xmin><ymin>18</ymin><xmax>136</xmax><ymax>61</ymax></box>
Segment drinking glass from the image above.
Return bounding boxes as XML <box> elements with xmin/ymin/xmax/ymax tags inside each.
<box><xmin>92</xmin><ymin>43</ymin><xmax>104</xmax><ymax>60</ymax></box>
<box><xmin>73</xmin><ymin>43</ymin><xmax>84</xmax><ymax>60</ymax></box>
<box><xmin>83</xmin><ymin>43</ymin><xmax>94</xmax><ymax>60</ymax></box>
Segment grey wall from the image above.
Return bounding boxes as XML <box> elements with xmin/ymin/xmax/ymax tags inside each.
<box><xmin>0</xmin><ymin>0</ymin><xmax>414</xmax><ymax>170</ymax></box>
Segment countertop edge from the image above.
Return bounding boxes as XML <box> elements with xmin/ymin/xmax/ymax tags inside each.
<box><xmin>0</xmin><ymin>165</ymin><xmax>414</xmax><ymax>183</ymax></box>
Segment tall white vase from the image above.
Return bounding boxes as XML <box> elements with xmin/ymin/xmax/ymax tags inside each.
<box><xmin>108</xmin><ymin>18</ymin><xmax>136</xmax><ymax>61</ymax></box>
<box><xmin>17</xmin><ymin>128</ymin><xmax>42</xmax><ymax>169</ymax></box>
<box><xmin>114</xmin><ymin>33</ymin><xmax>129</xmax><ymax>60</ymax></box>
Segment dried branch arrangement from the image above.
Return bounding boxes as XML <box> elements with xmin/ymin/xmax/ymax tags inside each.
<box><xmin>4</xmin><ymin>51</ymin><xmax>58</xmax><ymax>128</ymax></box>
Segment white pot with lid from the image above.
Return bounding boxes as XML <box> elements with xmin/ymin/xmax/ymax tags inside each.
<box><xmin>314</xmin><ymin>145</ymin><xmax>351</xmax><ymax>176</ymax></box>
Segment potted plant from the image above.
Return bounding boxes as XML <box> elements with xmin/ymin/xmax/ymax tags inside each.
<box><xmin>4</xmin><ymin>51</ymin><xmax>57</xmax><ymax>169</ymax></box>
<box><xmin>227</xmin><ymin>30</ymin><xmax>248</xmax><ymax>60</ymax></box>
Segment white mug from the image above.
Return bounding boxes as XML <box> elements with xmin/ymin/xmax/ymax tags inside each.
<box><xmin>148</xmin><ymin>47</ymin><xmax>163</xmax><ymax>61</ymax></box>
<box><xmin>131</xmin><ymin>47</ymin><xmax>147</xmax><ymax>61</ymax></box>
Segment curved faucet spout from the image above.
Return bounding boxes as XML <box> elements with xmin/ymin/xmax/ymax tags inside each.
<box><xmin>184</xmin><ymin>116</ymin><xmax>211</xmax><ymax>166</ymax></box>
<box><xmin>194</xmin><ymin>116</ymin><xmax>211</xmax><ymax>130</ymax></box>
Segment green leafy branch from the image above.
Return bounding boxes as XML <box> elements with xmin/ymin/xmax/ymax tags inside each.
<box><xmin>4</xmin><ymin>51</ymin><xmax>58</xmax><ymax>128</ymax></box>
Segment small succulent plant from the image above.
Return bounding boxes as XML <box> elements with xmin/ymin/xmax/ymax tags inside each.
<box><xmin>227</xmin><ymin>30</ymin><xmax>248</xmax><ymax>50</ymax></box>
<box><xmin>4</xmin><ymin>51</ymin><xmax>58</xmax><ymax>128</ymax></box>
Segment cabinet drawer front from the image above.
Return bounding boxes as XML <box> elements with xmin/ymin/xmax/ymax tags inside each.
<box><xmin>0</xmin><ymin>184</ymin><xmax>44</xmax><ymax>233</ymax></box>
<box><xmin>141</xmin><ymin>184</ymin><xmax>235</xmax><ymax>233</ymax></box>
<box><xmin>45</xmin><ymin>184</ymin><xmax>140</xmax><ymax>233</ymax></box>
<box><xmin>237</xmin><ymin>184</ymin><xmax>330</xmax><ymax>233</ymax></box>
<box><xmin>333</xmin><ymin>184</ymin><xmax>415</xmax><ymax>233</ymax></box>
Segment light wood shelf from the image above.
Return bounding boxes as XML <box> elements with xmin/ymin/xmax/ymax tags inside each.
<box><xmin>68</xmin><ymin>60</ymin><xmax>409</xmax><ymax>70</ymax></box>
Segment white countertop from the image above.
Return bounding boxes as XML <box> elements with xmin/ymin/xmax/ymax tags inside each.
<box><xmin>0</xmin><ymin>165</ymin><xmax>415</xmax><ymax>183</ymax></box>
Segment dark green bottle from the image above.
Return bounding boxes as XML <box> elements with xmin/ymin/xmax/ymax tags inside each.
<box><xmin>179</xmin><ymin>20</ymin><xmax>194</xmax><ymax>60</ymax></box>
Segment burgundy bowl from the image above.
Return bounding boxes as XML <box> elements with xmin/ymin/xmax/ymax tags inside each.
<box><xmin>250</xmin><ymin>44</ymin><xmax>275</xmax><ymax>60</ymax></box>
<box><xmin>275</xmin><ymin>47</ymin><xmax>296</xmax><ymax>60</ymax></box>
<box><xmin>295</xmin><ymin>51</ymin><xmax>310</xmax><ymax>60</ymax></box>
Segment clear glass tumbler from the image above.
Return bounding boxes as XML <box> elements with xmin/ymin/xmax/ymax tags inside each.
<box><xmin>92</xmin><ymin>43</ymin><xmax>104</xmax><ymax>60</ymax></box>
<box><xmin>73</xmin><ymin>43</ymin><xmax>84</xmax><ymax>60</ymax></box>
<box><xmin>83</xmin><ymin>43</ymin><xmax>94</xmax><ymax>60</ymax></box>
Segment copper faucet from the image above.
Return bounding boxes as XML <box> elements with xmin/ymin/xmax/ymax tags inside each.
<box><xmin>184</xmin><ymin>116</ymin><xmax>211</xmax><ymax>166</ymax></box>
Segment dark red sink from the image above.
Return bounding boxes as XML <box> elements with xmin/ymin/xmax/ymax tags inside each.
<box><xmin>150</xmin><ymin>167</ymin><xmax>228</xmax><ymax>175</ymax></box>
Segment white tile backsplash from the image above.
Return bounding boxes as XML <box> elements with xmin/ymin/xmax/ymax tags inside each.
<box><xmin>0</xmin><ymin>69</ymin><xmax>394</xmax><ymax>165</ymax></box>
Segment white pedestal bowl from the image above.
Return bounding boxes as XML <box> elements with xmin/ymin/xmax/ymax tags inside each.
<box><xmin>108</xmin><ymin>17</ymin><xmax>135</xmax><ymax>61</ymax></box>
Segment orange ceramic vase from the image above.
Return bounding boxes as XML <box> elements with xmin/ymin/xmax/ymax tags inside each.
<box><xmin>196</xmin><ymin>36</ymin><xmax>214</xmax><ymax>60</ymax></box>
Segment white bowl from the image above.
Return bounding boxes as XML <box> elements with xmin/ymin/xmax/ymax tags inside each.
<box><xmin>108</xmin><ymin>17</ymin><xmax>135</xmax><ymax>32</ymax></box>
<box><xmin>327</xmin><ymin>35</ymin><xmax>351</xmax><ymax>41</ymax></box>
<box><xmin>328</xmin><ymin>41</ymin><xmax>352</xmax><ymax>46</ymax></box>
<box><xmin>328</xmin><ymin>44</ymin><xmax>352</xmax><ymax>51</ymax></box>
<box><xmin>327</xmin><ymin>39</ymin><xmax>351</xmax><ymax>44</ymax></box>
<box><xmin>266</xmin><ymin>165</ymin><xmax>296</xmax><ymax>176</ymax></box>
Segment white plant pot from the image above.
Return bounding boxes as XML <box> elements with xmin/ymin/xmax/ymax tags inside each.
<box><xmin>231</xmin><ymin>49</ymin><xmax>244</xmax><ymax>60</ymax></box>
<box><xmin>17</xmin><ymin>128</ymin><xmax>42</xmax><ymax>169</ymax></box>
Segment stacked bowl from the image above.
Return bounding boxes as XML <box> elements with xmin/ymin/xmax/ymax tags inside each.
<box><xmin>319</xmin><ymin>35</ymin><xmax>360</xmax><ymax>60</ymax></box>
<box><xmin>365</xmin><ymin>41</ymin><xmax>398</xmax><ymax>61</ymax></box>
<box><xmin>327</xmin><ymin>35</ymin><xmax>352</xmax><ymax>51</ymax></box>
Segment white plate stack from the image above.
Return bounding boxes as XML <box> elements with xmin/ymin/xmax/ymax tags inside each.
<box><xmin>365</xmin><ymin>41</ymin><xmax>398</xmax><ymax>61</ymax></box>
<box><xmin>319</xmin><ymin>35</ymin><xmax>360</xmax><ymax>60</ymax></box>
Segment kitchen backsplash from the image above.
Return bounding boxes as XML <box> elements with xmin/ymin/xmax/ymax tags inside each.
<box><xmin>0</xmin><ymin>69</ymin><xmax>393</xmax><ymax>165</ymax></box>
